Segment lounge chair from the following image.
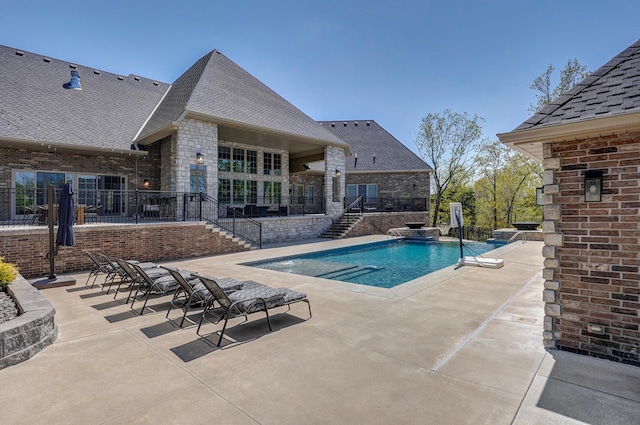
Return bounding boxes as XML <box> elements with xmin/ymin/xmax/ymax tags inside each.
<box><xmin>83</xmin><ymin>250</ymin><xmax>118</xmax><ymax>289</ymax></box>
<box><xmin>160</xmin><ymin>266</ymin><xmax>244</xmax><ymax>328</ymax></box>
<box><xmin>194</xmin><ymin>274</ymin><xmax>311</xmax><ymax>346</ymax></box>
<box><xmin>114</xmin><ymin>258</ymin><xmax>169</xmax><ymax>304</ymax></box>
<box><xmin>129</xmin><ymin>263</ymin><xmax>193</xmax><ymax>315</ymax></box>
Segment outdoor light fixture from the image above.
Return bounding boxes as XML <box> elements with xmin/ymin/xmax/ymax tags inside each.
<box><xmin>196</xmin><ymin>152</ymin><xmax>204</xmax><ymax>164</ymax></box>
<box><xmin>585</xmin><ymin>170</ymin><xmax>603</xmax><ymax>202</ymax></box>
<box><xmin>335</xmin><ymin>169</ymin><xmax>341</xmax><ymax>177</ymax></box>
<box><xmin>303</xmin><ymin>163</ymin><xmax>311</xmax><ymax>170</ymax></box>
<box><xmin>536</xmin><ymin>187</ymin><xmax>544</xmax><ymax>206</ymax></box>
<box><xmin>142</xmin><ymin>179</ymin><xmax>149</xmax><ymax>188</ymax></box>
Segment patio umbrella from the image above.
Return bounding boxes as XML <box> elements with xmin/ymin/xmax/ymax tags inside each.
<box><xmin>55</xmin><ymin>183</ymin><xmax>75</xmax><ymax>246</ymax></box>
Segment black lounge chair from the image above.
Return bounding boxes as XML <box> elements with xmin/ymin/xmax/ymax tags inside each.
<box><xmin>83</xmin><ymin>250</ymin><xmax>119</xmax><ymax>289</ymax></box>
<box><xmin>114</xmin><ymin>258</ymin><xmax>169</xmax><ymax>304</ymax></box>
<box><xmin>130</xmin><ymin>263</ymin><xmax>194</xmax><ymax>315</ymax></box>
<box><xmin>194</xmin><ymin>274</ymin><xmax>311</xmax><ymax>346</ymax></box>
<box><xmin>160</xmin><ymin>266</ymin><xmax>244</xmax><ymax>328</ymax></box>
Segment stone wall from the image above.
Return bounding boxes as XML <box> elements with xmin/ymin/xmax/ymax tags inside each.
<box><xmin>0</xmin><ymin>275</ymin><xmax>57</xmax><ymax>369</ymax></box>
<box><xmin>542</xmin><ymin>133</ymin><xmax>640</xmax><ymax>366</ymax></box>
<box><xmin>345</xmin><ymin>212</ymin><xmax>430</xmax><ymax>237</ymax></box>
<box><xmin>0</xmin><ymin>222</ymin><xmax>248</xmax><ymax>279</ymax></box>
<box><xmin>260</xmin><ymin>216</ymin><xmax>332</xmax><ymax>244</ymax></box>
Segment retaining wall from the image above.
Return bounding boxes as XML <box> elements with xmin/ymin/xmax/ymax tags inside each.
<box><xmin>0</xmin><ymin>276</ymin><xmax>57</xmax><ymax>369</ymax></box>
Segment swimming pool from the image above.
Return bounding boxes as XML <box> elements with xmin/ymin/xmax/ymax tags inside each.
<box><xmin>244</xmin><ymin>239</ymin><xmax>499</xmax><ymax>288</ymax></box>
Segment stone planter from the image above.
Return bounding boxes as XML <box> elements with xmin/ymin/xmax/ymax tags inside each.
<box><xmin>0</xmin><ymin>275</ymin><xmax>57</xmax><ymax>369</ymax></box>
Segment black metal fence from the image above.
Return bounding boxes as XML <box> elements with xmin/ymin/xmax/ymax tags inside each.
<box><xmin>449</xmin><ymin>226</ymin><xmax>495</xmax><ymax>242</ymax></box>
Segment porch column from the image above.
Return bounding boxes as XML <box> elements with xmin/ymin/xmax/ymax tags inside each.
<box><xmin>324</xmin><ymin>146</ymin><xmax>345</xmax><ymax>217</ymax></box>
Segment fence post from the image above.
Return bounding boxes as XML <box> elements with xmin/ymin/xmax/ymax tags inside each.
<box><xmin>134</xmin><ymin>189</ymin><xmax>139</xmax><ymax>224</ymax></box>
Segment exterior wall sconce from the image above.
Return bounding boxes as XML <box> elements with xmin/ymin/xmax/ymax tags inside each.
<box><xmin>196</xmin><ymin>152</ymin><xmax>204</xmax><ymax>164</ymax></box>
<box><xmin>585</xmin><ymin>170</ymin><xmax>603</xmax><ymax>202</ymax></box>
<box><xmin>536</xmin><ymin>187</ymin><xmax>544</xmax><ymax>206</ymax></box>
<box><xmin>335</xmin><ymin>169</ymin><xmax>341</xmax><ymax>177</ymax></box>
<box><xmin>142</xmin><ymin>179</ymin><xmax>149</xmax><ymax>188</ymax></box>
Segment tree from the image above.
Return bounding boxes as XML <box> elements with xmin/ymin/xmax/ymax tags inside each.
<box><xmin>528</xmin><ymin>59</ymin><xmax>589</xmax><ymax>113</ymax></box>
<box><xmin>474</xmin><ymin>141</ymin><xmax>542</xmax><ymax>229</ymax></box>
<box><xmin>415</xmin><ymin>109</ymin><xmax>484</xmax><ymax>226</ymax></box>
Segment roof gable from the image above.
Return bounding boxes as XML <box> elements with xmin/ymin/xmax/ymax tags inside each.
<box><xmin>515</xmin><ymin>39</ymin><xmax>640</xmax><ymax>131</ymax></box>
<box><xmin>318</xmin><ymin>120</ymin><xmax>432</xmax><ymax>172</ymax></box>
<box><xmin>0</xmin><ymin>45</ymin><xmax>170</xmax><ymax>153</ymax></box>
<box><xmin>138</xmin><ymin>50</ymin><xmax>346</xmax><ymax>146</ymax></box>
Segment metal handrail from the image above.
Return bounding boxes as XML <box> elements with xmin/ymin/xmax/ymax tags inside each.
<box><xmin>198</xmin><ymin>193</ymin><xmax>262</xmax><ymax>249</ymax></box>
<box><xmin>328</xmin><ymin>196</ymin><xmax>364</xmax><ymax>239</ymax></box>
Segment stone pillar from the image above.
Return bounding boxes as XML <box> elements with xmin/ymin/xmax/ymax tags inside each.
<box><xmin>324</xmin><ymin>146</ymin><xmax>345</xmax><ymax>217</ymax></box>
<box><xmin>541</xmin><ymin>143</ymin><xmax>563</xmax><ymax>348</ymax></box>
<box><xmin>174</xmin><ymin>119</ymin><xmax>218</xmax><ymax>219</ymax></box>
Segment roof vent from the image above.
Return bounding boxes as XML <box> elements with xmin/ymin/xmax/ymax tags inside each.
<box><xmin>354</xmin><ymin>122</ymin><xmax>358</xmax><ymax>126</ymax></box>
<box><xmin>153</xmin><ymin>81</ymin><xmax>159</xmax><ymax>86</ymax></box>
<box><xmin>343</xmin><ymin>122</ymin><xmax>347</xmax><ymax>127</ymax></box>
<box><xmin>331</xmin><ymin>122</ymin><xmax>335</xmax><ymax>127</ymax></box>
<box><xmin>117</xmin><ymin>76</ymin><xmax>124</xmax><ymax>80</ymax></box>
<box><xmin>69</xmin><ymin>64</ymin><xmax>77</xmax><ymax>69</ymax></box>
<box><xmin>15</xmin><ymin>50</ymin><xmax>24</xmax><ymax>56</ymax></box>
<box><xmin>134</xmin><ymin>76</ymin><xmax>140</xmax><ymax>81</ymax></box>
<box><xmin>366</xmin><ymin>121</ymin><xmax>370</xmax><ymax>126</ymax></box>
<box><xmin>43</xmin><ymin>57</ymin><xmax>51</xmax><ymax>63</ymax></box>
<box><xmin>93</xmin><ymin>70</ymin><xmax>101</xmax><ymax>75</ymax></box>
<box><xmin>63</xmin><ymin>70</ymin><xmax>82</xmax><ymax>90</ymax></box>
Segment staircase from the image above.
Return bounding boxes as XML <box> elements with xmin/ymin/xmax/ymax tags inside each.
<box><xmin>206</xmin><ymin>224</ymin><xmax>257</xmax><ymax>250</ymax></box>
<box><xmin>319</xmin><ymin>197</ymin><xmax>364</xmax><ymax>239</ymax></box>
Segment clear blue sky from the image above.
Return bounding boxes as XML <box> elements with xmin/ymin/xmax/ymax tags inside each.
<box><xmin>1</xmin><ymin>0</ymin><xmax>638</xmax><ymax>155</ymax></box>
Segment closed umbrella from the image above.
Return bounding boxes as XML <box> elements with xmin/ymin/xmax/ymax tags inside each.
<box><xmin>56</xmin><ymin>183</ymin><xmax>75</xmax><ymax>246</ymax></box>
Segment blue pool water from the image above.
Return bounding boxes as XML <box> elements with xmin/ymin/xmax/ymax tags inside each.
<box><xmin>244</xmin><ymin>239</ymin><xmax>499</xmax><ymax>288</ymax></box>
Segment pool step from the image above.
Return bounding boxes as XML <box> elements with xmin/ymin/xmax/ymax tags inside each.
<box><xmin>317</xmin><ymin>265</ymin><xmax>383</xmax><ymax>281</ymax></box>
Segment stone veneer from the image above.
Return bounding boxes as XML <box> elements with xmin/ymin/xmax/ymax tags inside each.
<box><xmin>260</xmin><ymin>216</ymin><xmax>332</xmax><ymax>244</ymax></box>
<box><xmin>345</xmin><ymin>212</ymin><xmax>430</xmax><ymax>238</ymax></box>
<box><xmin>542</xmin><ymin>135</ymin><xmax>640</xmax><ymax>366</ymax></box>
<box><xmin>324</xmin><ymin>146</ymin><xmax>346</xmax><ymax>217</ymax></box>
<box><xmin>0</xmin><ymin>275</ymin><xmax>57</xmax><ymax>369</ymax></box>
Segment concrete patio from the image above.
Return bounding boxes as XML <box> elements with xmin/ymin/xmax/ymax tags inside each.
<box><xmin>1</xmin><ymin>237</ymin><xmax>639</xmax><ymax>424</ymax></box>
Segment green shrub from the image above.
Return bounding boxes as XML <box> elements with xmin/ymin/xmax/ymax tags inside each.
<box><xmin>0</xmin><ymin>256</ymin><xmax>19</xmax><ymax>289</ymax></box>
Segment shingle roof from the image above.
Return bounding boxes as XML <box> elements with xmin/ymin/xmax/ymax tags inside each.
<box><xmin>515</xmin><ymin>39</ymin><xmax>640</xmax><ymax>131</ymax></box>
<box><xmin>0</xmin><ymin>45</ymin><xmax>170</xmax><ymax>153</ymax></box>
<box><xmin>318</xmin><ymin>120</ymin><xmax>432</xmax><ymax>172</ymax></box>
<box><xmin>137</xmin><ymin>50</ymin><xmax>346</xmax><ymax>147</ymax></box>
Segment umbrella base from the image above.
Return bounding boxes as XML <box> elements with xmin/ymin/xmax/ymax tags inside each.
<box><xmin>30</xmin><ymin>276</ymin><xmax>76</xmax><ymax>290</ymax></box>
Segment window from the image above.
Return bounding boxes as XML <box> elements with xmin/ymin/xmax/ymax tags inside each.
<box><xmin>247</xmin><ymin>150</ymin><xmax>257</xmax><ymax>174</ymax></box>
<box><xmin>346</xmin><ymin>184</ymin><xmax>378</xmax><ymax>203</ymax></box>
<box><xmin>306</xmin><ymin>185</ymin><xmax>314</xmax><ymax>204</ymax></box>
<box><xmin>263</xmin><ymin>152</ymin><xmax>272</xmax><ymax>175</ymax></box>
<box><xmin>233</xmin><ymin>148</ymin><xmax>245</xmax><ymax>173</ymax></box>
<box><xmin>263</xmin><ymin>181</ymin><xmax>281</xmax><ymax>204</ymax></box>
<box><xmin>218</xmin><ymin>147</ymin><xmax>231</xmax><ymax>171</ymax></box>
<box><xmin>218</xmin><ymin>179</ymin><xmax>231</xmax><ymax>204</ymax></box>
<box><xmin>190</xmin><ymin>163</ymin><xmax>206</xmax><ymax>193</ymax></box>
<box><xmin>263</xmin><ymin>152</ymin><xmax>282</xmax><ymax>176</ymax></box>
<box><xmin>295</xmin><ymin>185</ymin><xmax>304</xmax><ymax>204</ymax></box>
<box><xmin>247</xmin><ymin>180</ymin><xmax>257</xmax><ymax>204</ymax></box>
<box><xmin>273</xmin><ymin>153</ymin><xmax>281</xmax><ymax>176</ymax></box>
<box><xmin>233</xmin><ymin>180</ymin><xmax>245</xmax><ymax>204</ymax></box>
<box><xmin>77</xmin><ymin>175</ymin><xmax>97</xmax><ymax>207</ymax></box>
<box><xmin>14</xmin><ymin>171</ymin><xmax>36</xmax><ymax>215</ymax></box>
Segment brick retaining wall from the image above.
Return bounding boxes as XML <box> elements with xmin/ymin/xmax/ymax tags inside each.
<box><xmin>0</xmin><ymin>222</ymin><xmax>248</xmax><ymax>279</ymax></box>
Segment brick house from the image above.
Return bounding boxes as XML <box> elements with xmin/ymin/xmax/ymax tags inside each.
<box><xmin>0</xmin><ymin>44</ymin><xmax>353</xmax><ymax>223</ymax></box>
<box><xmin>498</xmin><ymin>39</ymin><xmax>640</xmax><ymax>365</ymax></box>
<box><xmin>1</xmin><ymin>45</ymin><xmax>433</xmax><ymax>221</ymax></box>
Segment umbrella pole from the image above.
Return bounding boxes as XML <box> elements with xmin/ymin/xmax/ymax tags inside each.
<box><xmin>47</xmin><ymin>184</ymin><xmax>56</xmax><ymax>279</ymax></box>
